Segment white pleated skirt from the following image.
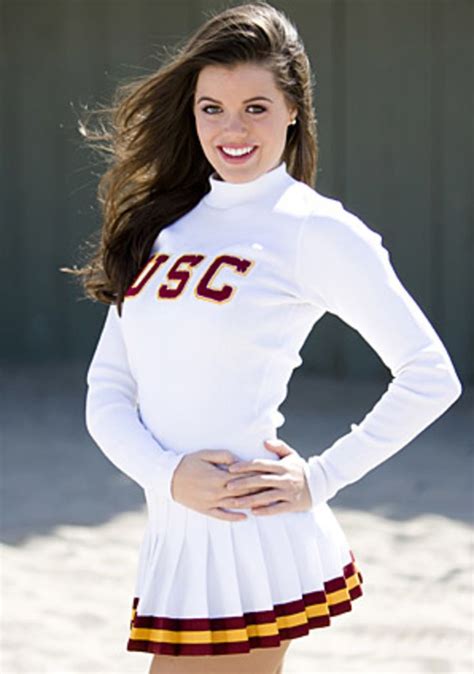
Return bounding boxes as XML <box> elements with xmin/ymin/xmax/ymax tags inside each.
<box><xmin>126</xmin><ymin>480</ymin><xmax>364</xmax><ymax>657</ymax></box>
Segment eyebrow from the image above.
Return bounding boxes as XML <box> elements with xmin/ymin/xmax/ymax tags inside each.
<box><xmin>196</xmin><ymin>95</ymin><xmax>274</xmax><ymax>104</ymax></box>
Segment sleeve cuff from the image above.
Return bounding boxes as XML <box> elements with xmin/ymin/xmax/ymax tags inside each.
<box><xmin>149</xmin><ymin>450</ymin><xmax>187</xmax><ymax>502</ymax></box>
<box><xmin>302</xmin><ymin>454</ymin><xmax>341</xmax><ymax>508</ymax></box>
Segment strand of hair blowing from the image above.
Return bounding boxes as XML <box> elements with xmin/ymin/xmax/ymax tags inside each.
<box><xmin>61</xmin><ymin>1</ymin><xmax>319</xmax><ymax>317</ymax></box>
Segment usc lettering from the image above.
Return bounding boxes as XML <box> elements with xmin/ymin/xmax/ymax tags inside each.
<box><xmin>159</xmin><ymin>254</ymin><xmax>205</xmax><ymax>299</ymax></box>
<box><xmin>125</xmin><ymin>252</ymin><xmax>255</xmax><ymax>304</ymax></box>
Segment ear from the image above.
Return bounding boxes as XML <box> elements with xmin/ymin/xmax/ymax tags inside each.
<box><xmin>289</xmin><ymin>104</ymin><xmax>298</xmax><ymax>122</ymax></box>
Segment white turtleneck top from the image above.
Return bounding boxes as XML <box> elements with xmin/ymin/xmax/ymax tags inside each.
<box><xmin>85</xmin><ymin>161</ymin><xmax>463</xmax><ymax>509</ymax></box>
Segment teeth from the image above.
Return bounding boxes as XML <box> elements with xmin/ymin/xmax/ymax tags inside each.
<box><xmin>221</xmin><ymin>146</ymin><xmax>255</xmax><ymax>157</ymax></box>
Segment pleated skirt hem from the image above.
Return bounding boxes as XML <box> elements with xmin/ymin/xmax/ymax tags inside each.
<box><xmin>126</xmin><ymin>549</ymin><xmax>364</xmax><ymax>657</ymax></box>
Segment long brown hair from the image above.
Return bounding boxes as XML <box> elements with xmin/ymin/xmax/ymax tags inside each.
<box><xmin>61</xmin><ymin>0</ymin><xmax>319</xmax><ymax>316</ymax></box>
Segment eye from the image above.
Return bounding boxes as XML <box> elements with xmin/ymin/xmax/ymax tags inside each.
<box><xmin>201</xmin><ymin>105</ymin><xmax>220</xmax><ymax>114</ymax></box>
<box><xmin>247</xmin><ymin>105</ymin><xmax>266</xmax><ymax>114</ymax></box>
<box><xmin>200</xmin><ymin>104</ymin><xmax>267</xmax><ymax>115</ymax></box>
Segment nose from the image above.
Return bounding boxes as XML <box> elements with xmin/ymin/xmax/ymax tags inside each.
<box><xmin>223</xmin><ymin>113</ymin><xmax>249</xmax><ymax>134</ymax></box>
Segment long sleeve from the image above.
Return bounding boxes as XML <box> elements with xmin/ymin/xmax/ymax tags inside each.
<box><xmin>85</xmin><ymin>303</ymin><xmax>186</xmax><ymax>499</ymax></box>
<box><xmin>296</xmin><ymin>206</ymin><xmax>463</xmax><ymax>507</ymax></box>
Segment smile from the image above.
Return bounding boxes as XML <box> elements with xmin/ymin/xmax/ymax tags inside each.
<box><xmin>217</xmin><ymin>145</ymin><xmax>258</xmax><ymax>163</ymax></box>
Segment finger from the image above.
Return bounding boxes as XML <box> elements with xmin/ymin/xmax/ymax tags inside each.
<box><xmin>219</xmin><ymin>488</ymin><xmax>275</xmax><ymax>508</ymax></box>
<box><xmin>223</xmin><ymin>489</ymin><xmax>283</xmax><ymax>509</ymax></box>
<box><xmin>251</xmin><ymin>501</ymin><xmax>290</xmax><ymax>516</ymax></box>
<box><xmin>263</xmin><ymin>439</ymin><xmax>294</xmax><ymax>456</ymax></box>
<box><xmin>227</xmin><ymin>459</ymin><xmax>284</xmax><ymax>474</ymax></box>
<box><xmin>225</xmin><ymin>474</ymin><xmax>279</xmax><ymax>495</ymax></box>
<box><xmin>200</xmin><ymin>450</ymin><xmax>241</xmax><ymax>465</ymax></box>
<box><xmin>224</xmin><ymin>469</ymin><xmax>267</xmax><ymax>482</ymax></box>
<box><xmin>214</xmin><ymin>462</ymin><xmax>233</xmax><ymax>472</ymax></box>
<box><xmin>208</xmin><ymin>507</ymin><xmax>248</xmax><ymax>522</ymax></box>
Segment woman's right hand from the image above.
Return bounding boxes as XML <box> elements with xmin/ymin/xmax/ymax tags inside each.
<box><xmin>170</xmin><ymin>449</ymin><xmax>267</xmax><ymax>521</ymax></box>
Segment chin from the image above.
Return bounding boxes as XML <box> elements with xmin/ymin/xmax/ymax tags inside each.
<box><xmin>217</xmin><ymin>160</ymin><xmax>264</xmax><ymax>174</ymax></box>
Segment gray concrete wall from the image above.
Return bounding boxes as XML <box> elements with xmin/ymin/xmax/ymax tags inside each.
<box><xmin>1</xmin><ymin>0</ymin><xmax>472</xmax><ymax>383</ymax></box>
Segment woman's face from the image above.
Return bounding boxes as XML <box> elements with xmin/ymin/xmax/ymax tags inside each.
<box><xmin>193</xmin><ymin>62</ymin><xmax>296</xmax><ymax>183</ymax></box>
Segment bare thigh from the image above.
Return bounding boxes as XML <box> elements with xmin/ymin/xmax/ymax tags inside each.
<box><xmin>148</xmin><ymin>640</ymin><xmax>291</xmax><ymax>674</ymax></box>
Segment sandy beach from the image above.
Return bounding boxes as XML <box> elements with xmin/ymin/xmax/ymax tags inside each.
<box><xmin>1</xmin><ymin>363</ymin><xmax>472</xmax><ymax>673</ymax></box>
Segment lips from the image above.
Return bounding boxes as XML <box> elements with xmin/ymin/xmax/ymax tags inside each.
<box><xmin>217</xmin><ymin>145</ymin><xmax>258</xmax><ymax>162</ymax></box>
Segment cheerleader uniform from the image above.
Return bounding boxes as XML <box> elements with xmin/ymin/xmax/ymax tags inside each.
<box><xmin>84</xmin><ymin>160</ymin><xmax>462</xmax><ymax>657</ymax></box>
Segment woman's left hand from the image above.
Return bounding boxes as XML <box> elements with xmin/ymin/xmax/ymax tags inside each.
<box><xmin>222</xmin><ymin>439</ymin><xmax>313</xmax><ymax>515</ymax></box>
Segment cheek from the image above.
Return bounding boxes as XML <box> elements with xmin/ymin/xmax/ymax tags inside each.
<box><xmin>195</xmin><ymin>116</ymin><xmax>218</xmax><ymax>142</ymax></box>
<box><xmin>255</xmin><ymin>117</ymin><xmax>280</xmax><ymax>137</ymax></box>
<box><xmin>269</xmin><ymin>117</ymin><xmax>287</xmax><ymax>133</ymax></box>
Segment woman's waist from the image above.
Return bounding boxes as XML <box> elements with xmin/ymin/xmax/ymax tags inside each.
<box><xmin>141</xmin><ymin>412</ymin><xmax>280</xmax><ymax>462</ymax></box>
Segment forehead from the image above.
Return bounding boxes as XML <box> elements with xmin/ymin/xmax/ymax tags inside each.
<box><xmin>195</xmin><ymin>62</ymin><xmax>277</xmax><ymax>94</ymax></box>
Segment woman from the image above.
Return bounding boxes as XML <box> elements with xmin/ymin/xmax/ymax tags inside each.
<box><xmin>64</xmin><ymin>2</ymin><xmax>462</xmax><ymax>672</ymax></box>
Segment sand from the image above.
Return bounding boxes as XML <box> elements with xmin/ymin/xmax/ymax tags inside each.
<box><xmin>1</xmin><ymin>363</ymin><xmax>472</xmax><ymax>673</ymax></box>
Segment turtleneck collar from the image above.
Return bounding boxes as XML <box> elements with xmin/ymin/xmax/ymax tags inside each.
<box><xmin>202</xmin><ymin>161</ymin><xmax>293</xmax><ymax>209</ymax></box>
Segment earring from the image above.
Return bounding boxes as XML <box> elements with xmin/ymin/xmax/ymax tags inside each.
<box><xmin>289</xmin><ymin>118</ymin><xmax>297</xmax><ymax>126</ymax></box>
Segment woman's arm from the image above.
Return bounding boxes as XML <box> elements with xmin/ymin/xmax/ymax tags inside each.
<box><xmin>85</xmin><ymin>304</ymin><xmax>186</xmax><ymax>499</ymax></box>
<box><xmin>295</xmin><ymin>205</ymin><xmax>463</xmax><ymax>508</ymax></box>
